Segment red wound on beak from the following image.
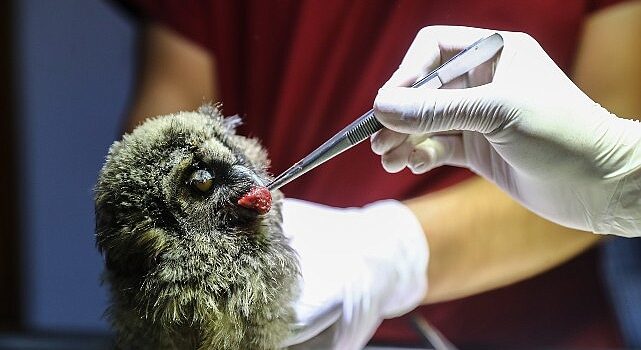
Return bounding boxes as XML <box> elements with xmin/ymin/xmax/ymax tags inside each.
<box><xmin>238</xmin><ymin>186</ymin><xmax>272</xmax><ymax>214</ymax></box>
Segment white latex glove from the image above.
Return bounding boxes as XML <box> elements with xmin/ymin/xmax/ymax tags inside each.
<box><xmin>279</xmin><ymin>198</ymin><xmax>429</xmax><ymax>349</ymax></box>
<box><xmin>371</xmin><ymin>25</ymin><xmax>641</xmax><ymax>237</ymax></box>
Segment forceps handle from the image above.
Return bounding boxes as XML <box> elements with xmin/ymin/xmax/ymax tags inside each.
<box><xmin>340</xmin><ymin>33</ymin><xmax>491</xmax><ymax>147</ymax></box>
<box><xmin>267</xmin><ymin>33</ymin><xmax>503</xmax><ymax>191</ymax></box>
<box><xmin>315</xmin><ymin>52</ymin><xmax>449</xmax><ymax>163</ymax></box>
<box><xmin>340</xmin><ymin>63</ymin><xmax>445</xmax><ymax>148</ymax></box>
<box><xmin>345</xmin><ymin>112</ymin><xmax>384</xmax><ymax>144</ymax></box>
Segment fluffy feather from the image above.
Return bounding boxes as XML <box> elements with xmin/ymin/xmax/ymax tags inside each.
<box><xmin>95</xmin><ymin>105</ymin><xmax>299</xmax><ymax>349</ymax></box>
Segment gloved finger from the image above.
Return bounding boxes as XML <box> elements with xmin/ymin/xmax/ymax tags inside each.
<box><xmin>441</xmin><ymin>61</ymin><xmax>498</xmax><ymax>89</ymax></box>
<box><xmin>284</xmin><ymin>302</ymin><xmax>341</xmax><ymax>346</ymax></box>
<box><xmin>371</xmin><ymin>128</ymin><xmax>408</xmax><ymax>155</ymax></box>
<box><xmin>430</xmin><ymin>25</ymin><xmax>497</xmax><ymax>55</ymax></box>
<box><xmin>407</xmin><ymin>134</ymin><xmax>464</xmax><ymax>174</ymax></box>
<box><xmin>381</xmin><ymin>140</ymin><xmax>414</xmax><ymax>173</ymax></box>
<box><xmin>485</xmin><ymin>30</ymin><xmax>541</xmax><ymax>84</ymax></box>
<box><xmin>332</xmin><ymin>260</ymin><xmax>384</xmax><ymax>349</ymax></box>
<box><xmin>382</xmin><ymin>37</ymin><xmax>440</xmax><ymax>89</ymax></box>
<box><xmin>383</xmin><ymin>65</ymin><xmax>433</xmax><ymax>89</ymax></box>
<box><xmin>383</xmin><ymin>26</ymin><xmax>497</xmax><ymax>89</ymax></box>
<box><xmin>380</xmin><ymin>135</ymin><xmax>430</xmax><ymax>173</ymax></box>
<box><xmin>374</xmin><ymin>85</ymin><xmax>502</xmax><ymax>135</ymax></box>
<box><xmin>466</xmin><ymin>61</ymin><xmax>498</xmax><ymax>87</ymax></box>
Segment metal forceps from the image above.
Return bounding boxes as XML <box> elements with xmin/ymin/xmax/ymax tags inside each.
<box><xmin>267</xmin><ymin>33</ymin><xmax>504</xmax><ymax>191</ymax></box>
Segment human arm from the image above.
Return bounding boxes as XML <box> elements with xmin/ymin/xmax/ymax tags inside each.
<box><xmin>372</xmin><ymin>18</ymin><xmax>641</xmax><ymax>238</ymax></box>
<box><xmin>370</xmin><ymin>24</ymin><xmax>609</xmax><ymax>302</ymax></box>
<box><xmin>124</xmin><ymin>22</ymin><xmax>218</xmax><ymax>131</ymax></box>
<box><xmin>408</xmin><ymin>178</ymin><xmax>600</xmax><ymax>303</ymax></box>
<box><xmin>573</xmin><ymin>1</ymin><xmax>641</xmax><ymax>119</ymax></box>
<box><xmin>377</xmin><ymin>0</ymin><xmax>641</xmax><ymax>298</ymax></box>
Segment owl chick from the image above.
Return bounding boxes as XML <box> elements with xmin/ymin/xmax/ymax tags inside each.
<box><xmin>94</xmin><ymin>105</ymin><xmax>300</xmax><ymax>350</ymax></box>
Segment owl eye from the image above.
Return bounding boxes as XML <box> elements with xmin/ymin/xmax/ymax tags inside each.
<box><xmin>189</xmin><ymin>169</ymin><xmax>215</xmax><ymax>193</ymax></box>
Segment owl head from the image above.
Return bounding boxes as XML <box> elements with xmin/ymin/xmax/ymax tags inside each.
<box><xmin>94</xmin><ymin>105</ymin><xmax>298</xmax><ymax>344</ymax></box>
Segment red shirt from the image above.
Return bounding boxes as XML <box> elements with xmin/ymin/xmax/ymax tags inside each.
<box><xmin>117</xmin><ymin>0</ymin><xmax>625</xmax><ymax>347</ymax></box>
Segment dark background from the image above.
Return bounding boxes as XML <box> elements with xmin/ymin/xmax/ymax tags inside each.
<box><xmin>0</xmin><ymin>0</ymin><xmax>136</xmax><ymax>332</ymax></box>
<box><xmin>0</xmin><ymin>0</ymin><xmax>21</xmax><ymax>331</ymax></box>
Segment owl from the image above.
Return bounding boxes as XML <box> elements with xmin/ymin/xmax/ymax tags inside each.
<box><xmin>94</xmin><ymin>105</ymin><xmax>300</xmax><ymax>349</ymax></box>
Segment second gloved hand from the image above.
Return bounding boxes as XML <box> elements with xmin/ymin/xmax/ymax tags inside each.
<box><xmin>371</xmin><ymin>26</ymin><xmax>641</xmax><ymax>237</ymax></box>
<box><xmin>280</xmin><ymin>198</ymin><xmax>428</xmax><ymax>349</ymax></box>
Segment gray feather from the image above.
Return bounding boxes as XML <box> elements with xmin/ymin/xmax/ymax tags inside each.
<box><xmin>95</xmin><ymin>106</ymin><xmax>299</xmax><ymax>350</ymax></box>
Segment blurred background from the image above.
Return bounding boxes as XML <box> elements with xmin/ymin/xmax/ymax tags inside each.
<box><xmin>1</xmin><ymin>1</ymin><xmax>639</xmax><ymax>349</ymax></box>
<box><xmin>1</xmin><ymin>0</ymin><xmax>136</xmax><ymax>341</ymax></box>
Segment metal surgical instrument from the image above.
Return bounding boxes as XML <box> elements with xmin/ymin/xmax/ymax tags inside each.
<box><xmin>267</xmin><ymin>33</ymin><xmax>504</xmax><ymax>191</ymax></box>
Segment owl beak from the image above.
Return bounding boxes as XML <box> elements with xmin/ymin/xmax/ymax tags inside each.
<box><xmin>231</xmin><ymin>165</ymin><xmax>272</xmax><ymax>215</ymax></box>
<box><xmin>237</xmin><ymin>186</ymin><xmax>272</xmax><ymax>214</ymax></box>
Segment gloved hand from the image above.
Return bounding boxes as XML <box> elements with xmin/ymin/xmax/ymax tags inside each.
<box><xmin>371</xmin><ymin>26</ymin><xmax>641</xmax><ymax>237</ymax></box>
<box><xmin>279</xmin><ymin>198</ymin><xmax>428</xmax><ymax>349</ymax></box>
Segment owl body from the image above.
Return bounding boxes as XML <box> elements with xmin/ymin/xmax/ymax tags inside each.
<box><xmin>95</xmin><ymin>106</ymin><xmax>299</xmax><ymax>349</ymax></box>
